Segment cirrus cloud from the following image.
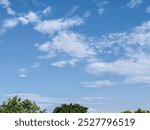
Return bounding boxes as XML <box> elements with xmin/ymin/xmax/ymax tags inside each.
<box><xmin>34</xmin><ymin>17</ymin><xmax>84</xmax><ymax>35</ymax></box>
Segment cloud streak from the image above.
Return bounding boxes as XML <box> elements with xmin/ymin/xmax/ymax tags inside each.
<box><xmin>34</xmin><ymin>17</ymin><xmax>84</xmax><ymax>35</ymax></box>
<box><xmin>0</xmin><ymin>0</ymin><xmax>15</xmax><ymax>15</ymax></box>
<box><xmin>127</xmin><ymin>0</ymin><xmax>143</xmax><ymax>9</ymax></box>
<box><xmin>82</xmin><ymin>80</ymin><xmax>114</xmax><ymax>88</ymax></box>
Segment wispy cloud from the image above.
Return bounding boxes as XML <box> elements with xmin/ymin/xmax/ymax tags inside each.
<box><xmin>84</xmin><ymin>19</ymin><xmax>150</xmax><ymax>85</ymax></box>
<box><xmin>67</xmin><ymin>6</ymin><xmax>79</xmax><ymax>16</ymax></box>
<box><xmin>18</xmin><ymin>68</ymin><xmax>28</xmax><ymax>78</ymax></box>
<box><xmin>42</xmin><ymin>7</ymin><xmax>51</xmax><ymax>15</ymax></box>
<box><xmin>18</xmin><ymin>11</ymin><xmax>39</xmax><ymax>25</ymax></box>
<box><xmin>19</xmin><ymin>74</ymin><xmax>27</xmax><ymax>78</ymax></box>
<box><xmin>93</xmin><ymin>0</ymin><xmax>108</xmax><ymax>15</ymax></box>
<box><xmin>34</xmin><ymin>17</ymin><xmax>84</xmax><ymax>35</ymax></box>
<box><xmin>86</xmin><ymin>54</ymin><xmax>150</xmax><ymax>84</ymax></box>
<box><xmin>36</xmin><ymin>31</ymin><xmax>96</xmax><ymax>60</ymax></box>
<box><xmin>82</xmin><ymin>80</ymin><xmax>115</xmax><ymax>88</ymax></box>
<box><xmin>51</xmin><ymin>60</ymin><xmax>67</xmax><ymax>68</ymax></box>
<box><xmin>127</xmin><ymin>0</ymin><xmax>143</xmax><ymax>9</ymax></box>
<box><xmin>0</xmin><ymin>18</ymin><xmax>18</xmax><ymax>33</ymax></box>
<box><xmin>0</xmin><ymin>0</ymin><xmax>15</xmax><ymax>15</ymax></box>
<box><xmin>125</xmin><ymin>76</ymin><xmax>150</xmax><ymax>84</ymax></box>
<box><xmin>81</xmin><ymin>96</ymin><xmax>114</xmax><ymax>101</ymax></box>
<box><xmin>1</xmin><ymin>11</ymin><xmax>39</xmax><ymax>33</ymax></box>
<box><xmin>2</xmin><ymin>18</ymin><xmax>18</xmax><ymax>28</ymax></box>
<box><xmin>51</xmin><ymin>59</ymin><xmax>78</xmax><ymax>67</ymax></box>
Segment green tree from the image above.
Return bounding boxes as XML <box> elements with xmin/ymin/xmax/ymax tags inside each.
<box><xmin>0</xmin><ymin>96</ymin><xmax>46</xmax><ymax>113</ymax></box>
<box><xmin>121</xmin><ymin>110</ymin><xmax>132</xmax><ymax>113</ymax></box>
<box><xmin>121</xmin><ymin>108</ymin><xmax>150</xmax><ymax>113</ymax></box>
<box><xmin>53</xmin><ymin>103</ymin><xmax>88</xmax><ymax>113</ymax></box>
<box><xmin>134</xmin><ymin>108</ymin><xmax>150</xmax><ymax>113</ymax></box>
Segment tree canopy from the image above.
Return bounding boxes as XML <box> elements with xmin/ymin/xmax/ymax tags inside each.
<box><xmin>0</xmin><ymin>96</ymin><xmax>46</xmax><ymax>113</ymax></box>
<box><xmin>53</xmin><ymin>103</ymin><xmax>88</xmax><ymax>113</ymax></box>
<box><xmin>1</xmin><ymin>96</ymin><xmax>150</xmax><ymax>113</ymax></box>
<box><xmin>122</xmin><ymin>108</ymin><xmax>150</xmax><ymax>113</ymax></box>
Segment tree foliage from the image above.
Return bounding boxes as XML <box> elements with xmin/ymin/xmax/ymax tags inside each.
<box><xmin>134</xmin><ymin>108</ymin><xmax>150</xmax><ymax>113</ymax></box>
<box><xmin>122</xmin><ymin>108</ymin><xmax>150</xmax><ymax>113</ymax></box>
<box><xmin>121</xmin><ymin>110</ymin><xmax>132</xmax><ymax>113</ymax></box>
<box><xmin>53</xmin><ymin>103</ymin><xmax>88</xmax><ymax>113</ymax></box>
<box><xmin>0</xmin><ymin>96</ymin><xmax>46</xmax><ymax>113</ymax></box>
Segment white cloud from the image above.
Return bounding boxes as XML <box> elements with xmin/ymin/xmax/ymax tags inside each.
<box><xmin>51</xmin><ymin>60</ymin><xmax>67</xmax><ymax>67</ymax></box>
<box><xmin>86</xmin><ymin>54</ymin><xmax>150</xmax><ymax>84</ymax></box>
<box><xmin>145</xmin><ymin>6</ymin><xmax>150</xmax><ymax>13</ymax></box>
<box><xmin>24</xmin><ymin>11</ymin><xmax>39</xmax><ymax>23</ymax></box>
<box><xmin>18</xmin><ymin>11</ymin><xmax>39</xmax><ymax>25</ymax></box>
<box><xmin>18</xmin><ymin>68</ymin><xmax>28</xmax><ymax>78</ymax></box>
<box><xmin>127</xmin><ymin>0</ymin><xmax>143</xmax><ymax>9</ymax></box>
<box><xmin>84</xmin><ymin>20</ymin><xmax>150</xmax><ymax>85</ymax></box>
<box><xmin>18</xmin><ymin>68</ymin><xmax>26</xmax><ymax>72</ymax></box>
<box><xmin>129</xmin><ymin>21</ymin><xmax>150</xmax><ymax>46</ymax></box>
<box><xmin>67</xmin><ymin>59</ymin><xmax>78</xmax><ymax>66</ymax></box>
<box><xmin>34</xmin><ymin>17</ymin><xmax>84</xmax><ymax>35</ymax></box>
<box><xmin>36</xmin><ymin>41</ymin><xmax>50</xmax><ymax>53</ymax></box>
<box><xmin>3</xmin><ymin>18</ymin><xmax>18</xmax><ymax>28</ymax></box>
<box><xmin>0</xmin><ymin>0</ymin><xmax>9</xmax><ymax>7</ymax></box>
<box><xmin>25</xmin><ymin>11</ymin><xmax>39</xmax><ymax>22</ymax></box>
<box><xmin>19</xmin><ymin>74</ymin><xmax>27</xmax><ymax>78</ymax></box>
<box><xmin>37</xmin><ymin>31</ymin><xmax>96</xmax><ymax>59</ymax></box>
<box><xmin>81</xmin><ymin>96</ymin><xmax>114</xmax><ymax>101</ymax></box>
<box><xmin>82</xmin><ymin>80</ymin><xmax>114</xmax><ymax>88</ymax></box>
<box><xmin>1</xmin><ymin>18</ymin><xmax>18</xmax><ymax>34</ymax></box>
<box><xmin>126</xmin><ymin>76</ymin><xmax>150</xmax><ymax>84</ymax></box>
<box><xmin>93</xmin><ymin>0</ymin><xmax>108</xmax><ymax>15</ymax></box>
<box><xmin>42</xmin><ymin>7</ymin><xmax>51</xmax><ymax>15</ymax></box>
<box><xmin>51</xmin><ymin>59</ymin><xmax>78</xmax><ymax>67</ymax></box>
<box><xmin>6</xmin><ymin>7</ymin><xmax>15</xmax><ymax>15</ymax></box>
<box><xmin>1</xmin><ymin>11</ymin><xmax>39</xmax><ymax>33</ymax></box>
<box><xmin>18</xmin><ymin>17</ymin><xmax>29</xmax><ymax>25</ymax></box>
<box><xmin>87</xmin><ymin>55</ymin><xmax>150</xmax><ymax>76</ymax></box>
<box><xmin>95</xmin><ymin>20</ymin><xmax>150</xmax><ymax>58</ymax></box>
<box><xmin>0</xmin><ymin>0</ymin><xmax>15</xmax><ymax>15</ymax></box>
<box><xmin>98</xmin><ymin>8</ymin><xmax>105</xmax><ymax>15</ymax></box>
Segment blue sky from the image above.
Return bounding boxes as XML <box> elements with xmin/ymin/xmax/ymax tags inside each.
<box><xmin>0</xmin><ymin>0</ymin><xmax>150</xmax><ymax>112</ymax></box>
